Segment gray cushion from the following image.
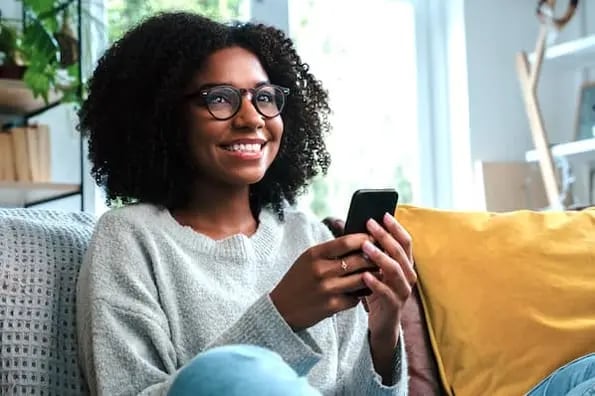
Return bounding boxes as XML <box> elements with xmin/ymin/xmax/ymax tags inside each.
<box><xmin>0</xmin><ymin>209</ymin><xmax>95</xmax><ymax>395</ymax></box>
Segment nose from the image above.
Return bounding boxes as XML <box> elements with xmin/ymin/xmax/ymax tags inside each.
<box><xmin>232</xmin><ymin>95</ymin><xmax>265</xmax><ymax>130</ymax></box>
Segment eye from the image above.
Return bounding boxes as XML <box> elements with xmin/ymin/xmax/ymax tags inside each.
<box><xmin>256</xmin><ymin>91</ymin><xmax>274</xmax><ymax>103</ymax></box>
<box><xmin>206</xmin><ymin>94</ymin><xmax>231</xmax><ymax>105</ymax></box>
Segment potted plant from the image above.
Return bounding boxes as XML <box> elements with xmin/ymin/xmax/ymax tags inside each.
<box><xmin>0</xmin><ymin>0</ymin><xmax>81</xmax><ymax>105</ymax></box>
<box><xmin>0</xmin><ymin>19</ymin><xmax>27</xmax><ymax>79</ymax></box>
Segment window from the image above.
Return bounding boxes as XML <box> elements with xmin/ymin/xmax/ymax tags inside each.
<box><xmin>288</xmin><ymin>0</ymin><xmax>421</xmax><ymax>218</ymax></box>
<box><xmin>106</xmin><ymin>0</ymin><xmax>249</xmax><ymax>42</ymax></box>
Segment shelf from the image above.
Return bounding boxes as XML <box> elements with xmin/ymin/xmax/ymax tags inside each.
<box><xmin>525</xmin><ymin>137</ymin><xmax>595</xmax><ymax>162</ymax></box>
<box><xmin>0</xmin><ymin>79</ymin><xmax>62</xmax><ymax>118</ymax></box>
<box><xmin>528</xmin><ymin>34</ymin><xmax>595</xmax><ymax>65</ymax></box>
<box><xmin>0</xmin><ymin>181</ymin><xmax>81</xmax><ymax>208</ymax></box>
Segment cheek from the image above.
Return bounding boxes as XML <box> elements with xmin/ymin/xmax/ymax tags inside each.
<box><xmin>268</xmin><ymin>117</ymin><xmax>284</xmax><ymax>141</ymax></box>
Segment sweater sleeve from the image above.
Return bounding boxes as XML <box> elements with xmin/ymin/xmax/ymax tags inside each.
<box><xmin>205</xmin><ymin>294</ymin><xmax>323</xmax><ymax>376</ymax></box>
<box><xmin>335</xmin><ymin>306</ymin><xmax>409</xmax><ymax>395</ymax></box>
<box><xmin>76</xmin><ymin>213</ymin><xmax>178</xmax><ymax>396</ymax></box>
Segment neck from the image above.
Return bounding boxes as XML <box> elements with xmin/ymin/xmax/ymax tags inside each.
<box><xmin>170</xmin><ymin>182</ymin><xmax>258</xmax><ymax>240</ymax></box>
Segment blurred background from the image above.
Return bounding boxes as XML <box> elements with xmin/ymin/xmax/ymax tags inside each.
<box><xmin>1</xmin><ymin>0</ymin><xmax>594</xmax><ymax>217</ymax></box>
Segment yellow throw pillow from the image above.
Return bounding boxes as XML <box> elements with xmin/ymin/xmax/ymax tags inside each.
<box><xmin>395</xmin><ymin>205</ymin><xmax>595</xmax><ymax>396</ymax></box>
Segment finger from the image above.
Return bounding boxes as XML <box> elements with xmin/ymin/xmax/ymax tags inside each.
<box><xmin>326</xmin><ymin>295</ymin><xmax>361</xmax><ymax>315</ymax></box>
<box><xmin>362</xmin><ymin>240</ymin><xmax>412</xmax><ymax>300</ymax></box>
<box><xmin>330</xmin><ymin>253</ymin><xmax>378</xmax><ymax>278</ymax></box>
<box><xmin>382</xmin><ymin>214</ymin><xmax>417</xmax><ymax>285</ymax></box>
<box><xmin>382</xmin><ymin>213</ymin><xmax>413</xmax><ymax>261</ymax></box>
<box><xmin>312</xmin><ymin>233</ymin><xmax>372</xmax><ymax>259</ymax></box>
<box><xmin>367</xmin><ymin>218</ymin><xmax>416</xmax><ymax>286</ymax></box>
<box><xmin>322</xmin><ymin>271</ymin><xmax>370</xmax><ymax>294</ymax></box>
<box><xmin>362</xmin><ymin>271</ymin><xmax>398</xmax><ymax>305</ymax></box>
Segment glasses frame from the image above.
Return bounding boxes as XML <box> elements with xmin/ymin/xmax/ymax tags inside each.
<box><xmin>186</xmin><ymin>83</ymin><xmax>291</xmax><ymax>121</ymax></box>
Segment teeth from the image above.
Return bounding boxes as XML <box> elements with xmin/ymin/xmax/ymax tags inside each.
<box><xmin>224</xmin><ymin>143</ymin><xmax>262</xmax><ymax>152</ymax></box>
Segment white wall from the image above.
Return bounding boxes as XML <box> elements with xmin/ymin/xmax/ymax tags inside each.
<box><xmin>464</xmin><ymin>0</ymin><xmax>587</xmax><ymax>161</ymax></box>
<box><xmin>459</xmin><ymin>0</ymin><xmax>595</xmax><ymax>207</ymax></box>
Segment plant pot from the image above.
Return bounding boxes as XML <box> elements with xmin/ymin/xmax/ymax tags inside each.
<box><xmin>0</xmin><ymin>64</ymin><xmax>26</xmax><ymax>80</ymax></box>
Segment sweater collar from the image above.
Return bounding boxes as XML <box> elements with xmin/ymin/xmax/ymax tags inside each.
<box><xmin>159</xmin><ymin>206</ymin><xmax>281</xmax><ymax>263</ymax></box>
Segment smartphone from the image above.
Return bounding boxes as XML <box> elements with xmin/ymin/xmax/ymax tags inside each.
<box><xmin>343</xmin><ymin>188</ymin><xmax>399</xmax><ymax>297</ymax></box>
<box><xmin>344</xmin><ymin>189</ymin><xmax>399</xmax><ymax>235</ymax></box>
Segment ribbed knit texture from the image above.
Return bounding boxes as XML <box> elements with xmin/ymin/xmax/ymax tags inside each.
<box><xmin>77</xmin><ymin>203</ymin><xmax>408</xmax><ymax>396</ymax></box>
<box><xmin>0</xmin><ymin>209</ymin><xmax>95</xmax><ymax>396</ymax></box>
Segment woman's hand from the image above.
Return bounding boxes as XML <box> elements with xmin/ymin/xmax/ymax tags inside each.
<box><xmin>361</xmin><ymin>213</ymin><xmax>416</xmax><ymax>382</ymax></box>
<box><xmin>269</xmin><ymin>234</ymin><xmax>377</xmax><ymax>331</ymax></box>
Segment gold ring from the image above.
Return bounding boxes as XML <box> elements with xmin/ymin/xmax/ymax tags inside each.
<box><xmin>340</xmin><ymin>259</ymin><xmax>348</xmax><ymax>272</ymax></box>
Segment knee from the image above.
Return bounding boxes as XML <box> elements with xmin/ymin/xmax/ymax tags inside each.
<box><xmin>167</xmin><ymin>345</ymin><xmax>321</xmax><ymax>396</ymax></box>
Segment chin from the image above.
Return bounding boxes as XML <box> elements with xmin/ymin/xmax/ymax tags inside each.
<box><xmin>229</xmin><ymin>170</ymin><xmax>267</xmax><ymax>186</ymax></box>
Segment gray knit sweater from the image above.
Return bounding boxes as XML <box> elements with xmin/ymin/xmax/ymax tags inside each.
<box><xmin>76</xmin><ymin>203</ymin><xmax>408</xmax><ymax>396</ymax></box>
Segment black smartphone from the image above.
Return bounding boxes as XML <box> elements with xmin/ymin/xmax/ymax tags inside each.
<box><xmin>343</xmin><ymin>188</ymin><xmax>399</xmax><ymax>297</ymax></box>
<box><xmin>344</xmin><ymin>189</ymin><xmax>399</xmax><ymax>235</ymax></box>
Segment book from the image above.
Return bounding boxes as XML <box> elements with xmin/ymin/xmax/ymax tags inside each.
<box><xmin>0</xmin><ymin>132</ymin><xmax>16</xmax><ymax>181</ymax></box>
<box><xmin>26</xmin><ymin>126</ymin><xmax>40</xmax><ymax>181</ymax></box>
<box><xmin>6</xmin><ymin>125</ymin><xmax>52</xmax><ymax>182</ymax></box>
<box><xmin>37</xmin><ymin>125</ymin><xmax>51</xmax><ymax>181</ymax></box>
<box><xmin>11</xmin><ymin>127</ymin><xmax>31</xmax><ymax>182</ymax></box>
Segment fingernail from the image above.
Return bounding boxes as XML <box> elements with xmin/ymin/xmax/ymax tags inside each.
<box><xmin>362</xmin><ymin>271</ymin><xmax>377</xmax><ymax>287</ymax></box>
<box><xmin>367</xmin><ymin>219</ymin><xmax>381</xmax><ymax>232</ymax></box>
<box><xmin>384</xmin><ymin>212</ymin><xmax>396</xmax><ymax>224</ymax></box>
<box><xmin>362</xmin><ymin>240</ymin><xmax>377</xmax><ymax>256</ymax></box>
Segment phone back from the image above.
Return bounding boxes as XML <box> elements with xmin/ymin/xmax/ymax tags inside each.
<box><xmin>343</xmin><ymin>189</ymin><xmax>399</xmax><ymax>235</ymax></box>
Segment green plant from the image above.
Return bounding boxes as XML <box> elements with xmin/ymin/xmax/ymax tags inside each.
<box><xmin>0</xmin><ymin>21</ymin><xmax>21</xmax><ymax>66</ymax></box>
<box><xmin>20</xmin><ymin>0</ymin><xmax>82</xmax><ymax>103</ymax></box>
<box><xmin>0</xmin><ymin>0</ymin><xmax>85</xmax><ymax>103</ymax></box>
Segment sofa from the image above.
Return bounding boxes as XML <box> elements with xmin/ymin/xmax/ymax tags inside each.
<box><xmin>1</xmin><ymin>207</ymin><xmax>593</xmax><ymax>395</ymax></box>
<box><xmin>0</xmin><ymin>207</ymin><xmax>441</xmax><ymax>396</ymax></box>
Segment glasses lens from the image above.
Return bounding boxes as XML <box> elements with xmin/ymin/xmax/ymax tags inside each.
<box><xmin>255</xmin><ymin>85</ymin><xmax>286</xmax><ymax>118</ymax></box>
<box><xmin>205</xmin><ymin>87</ymin><xmax>240</xmax><ymax>119</ymax></box>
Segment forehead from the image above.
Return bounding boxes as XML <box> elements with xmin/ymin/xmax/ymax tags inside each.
<box><xmin>193</xmin><ymin>46</ymin><xmax>269</xmax><ymax>88</ymax></box>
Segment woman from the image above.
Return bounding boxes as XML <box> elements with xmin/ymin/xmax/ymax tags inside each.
<box><xmin>76</xmin><ymin>12</ymin><xmax>415</xmax><ymax>396</ymax></box>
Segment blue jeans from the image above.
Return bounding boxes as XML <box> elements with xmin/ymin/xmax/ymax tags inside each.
<box><xmin>527</xmin><ymin>354</ymin><xmax>595</xmax><ymax>396</ymax></box>
<box><xmin>167</xmin><ymin>345</ymin><xmax>322</xmax><ymax>396</ymax></box>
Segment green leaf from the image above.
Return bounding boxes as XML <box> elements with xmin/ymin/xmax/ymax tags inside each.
<box><xmin>25</xmin><ymin>0</ymin><xmax>56</xmax><ymax>15</ymax></box>
<box><xmin>66</xmin><ymin>62</ymin><xmax>79</xmax><ymax>78</ymax></box>
<box><xmin>42</xmin><ymin>15</ymin><xmax>59</xmax><ymax>33</ymax></box>
<box><xmin>23</xmin><ymin>66</ymin><xmax>52</xmax><ymax>103</ymax></box>
<box><xmin>22</xmin><ymin>18</ymin><xmax>59</xmax><ymax>64</ymax></box>
<box><xmin>0</xmin><ymin>22</ymin><xmax>20</xmax><ymax>61</ymax></box>
<box><xmin>60</xmin><ymin>83</ymin><xmax>81</xmax><ymax>104</ymax></box>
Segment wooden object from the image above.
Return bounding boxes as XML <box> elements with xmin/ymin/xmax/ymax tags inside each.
<box><xmin>0</xmin><ymin>133</ymin><xmax>16</xmax><ymax>181</ymax></box>
<box><xmin>515</xmin><ymin>0</ymin><xmax>580</xmax><ymax>209</ymax></box>
<box><xmin>0</xmin><ymin>126</ymin><xmax>51</xmax><ymax>183</ymax></box>
<box><xmin>475</xmin><ymin>161</ymin><xmax>548</xmax><ymax>212</ymax></box>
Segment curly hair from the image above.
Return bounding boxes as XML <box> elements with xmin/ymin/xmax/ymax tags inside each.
<box><xmin>79</xmin><ymin>12</ymin><xmax>331</xmax><ymax>219</ymax></box>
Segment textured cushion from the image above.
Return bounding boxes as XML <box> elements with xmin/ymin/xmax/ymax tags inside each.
<box><xmin>395</xmin><ymin>205</ymin><xmax>595</xmax><ymax>396</ymax></box>
<box><xmin>0</xmin><ymin>209</ymin><xmax>95</xmax><ymax>395</ymax></box>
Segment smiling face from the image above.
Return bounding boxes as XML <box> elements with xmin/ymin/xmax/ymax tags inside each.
<box><xmin>184</xmin><ymin>46</ymin><xmax>284</xmax><ymax>189</ymax></box>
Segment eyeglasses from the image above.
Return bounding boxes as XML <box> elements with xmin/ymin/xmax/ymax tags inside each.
<box><xmin>186</xmin><ymin>83</ymin><xmax>290</xmax><ymax>121</ymax></box>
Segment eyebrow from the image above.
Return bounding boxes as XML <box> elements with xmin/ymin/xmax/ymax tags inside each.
<box><xmin>197</xmin><ymin>81</ymin><xmax>271</xmax><ymax>90</ymax></box>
